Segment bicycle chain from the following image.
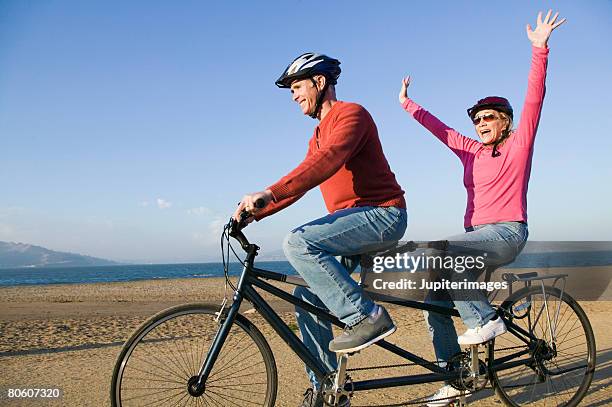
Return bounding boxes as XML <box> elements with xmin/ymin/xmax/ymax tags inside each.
<box><xmin>345</xmin><ymin>351</ymin><xmax>496</xmax><ymax>406</ymax></box>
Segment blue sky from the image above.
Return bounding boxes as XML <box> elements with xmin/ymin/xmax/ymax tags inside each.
<box><xmin>1</xmin><ymin>1</ymin><xmax>611</xmax><ymax>263</ymax></box>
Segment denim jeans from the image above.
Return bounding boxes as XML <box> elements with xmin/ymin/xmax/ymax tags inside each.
<box><xmin>283</xmin><ymin>206</ymin><xmax>408</xmax><ymax>389</ymax></box>
<box><xmin>423</xmin><ymin>222</ymin><xmax>528</xmax><ymax>366</ymax></box>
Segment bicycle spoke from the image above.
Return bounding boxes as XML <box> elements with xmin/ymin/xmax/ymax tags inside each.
<box><xmin>206</xmin><ymin>388</ymin><xmax>262</xmax><ymax>406</ymax></box>
<box><xmin>204</xmin><ymin>389</ymin><xmax>234</xmax><ymax>407</ymax></box>
<box><xmin>172</xmin><ymin>336</ymin><xmax>196</xmax><ymax>378</ymax></box>
<box><xmin>207</xmin><ymin>358</ymin><xmax>266</xmax><ymax>384</ymax></box>
<box><xmin>123</xmin><ymin>385</ymin><xmax>183</xmax><ymax>402</ymax></box>
<box><xmin>206</xmin><ymin>383</ymin><xmax>268</xmax><ymax>395</ymax></box>
<box><xmin>205</xmin><ymin>389</ymin><xmax>243</xmax><ymax>407</ymax></box>
<box><xmin>491</xmin><ymin>287</ymin><xmax>594</xmax><ymax>406</ymax></box>
<box><xmin>123</xmin><ymin>385</ymin><xmax>184</xmax><ymax>392</ymax></box>
<box><xmin>207</xmin><ymin>367</ymin><xmax>267</xmax><ymax>385</ymax></box>
<box><xmin>140</xmin><ymin>336</ymin><xmax>195</xmax><ymax>381</ymax></box>
<box><xmin>183</xmin><ymin>336</ymin><xmax>196</xmax><ymax>376</ymax></box>
<box><xmin>207</xmin><ymin>336</ymin><xmax>259</xmax><ymax>381</ymax></box>
<box><xmin>124</xmin><ymin>387</ymin><xmax>185</xmax><ymax>401</ymax></box>
<box><xmin>129</xmin><ymin>352</ymin><xmax>188</xmax><ymax>383</ymax></box>
<box><xmin>554</xmin><ymin>303</ymin><xmax>572</xmax><ymax>336</ymax></box>
<box><xmin>135</xmin><ymin>337</ymin><xmax>192</xmax><ymax>381</ymax></box>
<box><xmin>209</xmin><ymin>330</ymin><xmax>248</xmax><ymax>370</ymax></box>
<box><xmin>128</xmin><ymin>386</ymin><xmax>184</xmax><ymax>406</ymax></box>
<box><xmin>557</xmin><ymin>318</ymin><xmax>580</xmax><ymax>345</ymax></box>
<box><xmin>122</xmin><ymin>374</ymin><xmax>186</xmax><ymax>386</ymax></box>
<box><xmin>169</xmin><ymin>388</ymin><xmax>191</xmax><ymax>407</ymax></box>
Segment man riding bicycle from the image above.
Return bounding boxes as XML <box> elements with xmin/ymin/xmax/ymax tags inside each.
<box><xmin>233</xmin><ymin>52</ymin><xmax>407</xmax><ymax>407</ymax></box>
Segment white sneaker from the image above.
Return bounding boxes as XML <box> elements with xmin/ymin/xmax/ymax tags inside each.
<box><xmin>426</xmin><ymin>385</ymin><xmax>463</xmax><ymax>407</ymax></box>
<box><xmin>457</xmin><ymin>316</ymin><xmax>507</xmax><ymax>345</ymax></box>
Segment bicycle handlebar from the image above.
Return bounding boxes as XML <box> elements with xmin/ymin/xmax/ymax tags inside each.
<box><xmin>228</xmin><ymin>198</ymin><xmax>266</xmax><ymax>251</ymax></box>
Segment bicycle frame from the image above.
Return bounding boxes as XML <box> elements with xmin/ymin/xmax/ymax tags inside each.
<box><xmin>192</xmin><ymin>226</ymin><xmax>548</xmax><ymax>396</ymax></box>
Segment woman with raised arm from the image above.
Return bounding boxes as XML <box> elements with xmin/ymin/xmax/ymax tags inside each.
<box><xmin>398</xmin><ymin>10</ymin><xmax>565</xmax><ymax>406</ymax></box>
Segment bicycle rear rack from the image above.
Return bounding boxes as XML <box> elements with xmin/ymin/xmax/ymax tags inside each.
<box><xmin>502</xmin><ymin>271</ymin><xmax>567</xmax><ymax>296</ymax></box>
<box><xmin>502</xmin><ymin>271</ymin><xmax>568</xmax><ymax>345</ymax></box>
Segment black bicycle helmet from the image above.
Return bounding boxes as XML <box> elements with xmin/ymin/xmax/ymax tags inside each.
<box><xmin>468</xmin><ymin>96</ymin><xmax>514</xmax><ymax>157</ymax></box>
<box><xmin>467</xmin><ymin>96</ymin><xmax>514</xmax><ymax>121</ymax></box>
<box><xmin>275</xmin><ymin>52</ymin><xmax>341</xmax><ymax>88</ymax></box>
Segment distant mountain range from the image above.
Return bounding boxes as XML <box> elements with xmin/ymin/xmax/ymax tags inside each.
<box><xmin>0</xmin><ymin>241</ymin><xmax>120</xmax><ymax>269</ymax></box>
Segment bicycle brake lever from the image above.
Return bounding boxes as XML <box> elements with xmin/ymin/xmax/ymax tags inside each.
<box><xmin>215</xmin><ymin>297</ymin><xmax>228</xmax><ymax>323</ymax></box>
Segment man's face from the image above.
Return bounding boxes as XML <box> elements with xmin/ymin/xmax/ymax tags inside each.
<box><xmin>290</xmin><ymin>77</ymin><xmax>320</xmax><ymax>116</ymax></box>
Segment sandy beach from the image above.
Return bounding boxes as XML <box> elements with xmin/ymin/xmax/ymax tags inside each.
<box><xmin>0</xmin><ymin>276</ymin><xmax>610</xmax><ymax>407</ymax></box>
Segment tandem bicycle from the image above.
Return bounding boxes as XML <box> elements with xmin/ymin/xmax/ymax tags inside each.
<box><xmin>111</xmin><ymin>210</ymin><xmax>596</xmax><ymax>407</ymax></box>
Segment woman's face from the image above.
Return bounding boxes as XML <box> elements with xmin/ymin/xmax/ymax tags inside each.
<box><xmin>472</xmin><ymin>109</ymin><xmax>509</xmax><ymax>144</ymax></box>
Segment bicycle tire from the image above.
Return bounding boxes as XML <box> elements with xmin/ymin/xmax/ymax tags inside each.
<box><xmin>489</xmin><ymin>285</ymin><xmax>596</xmax><ymax>406</ymax></box>
<box><xmin>111</xmin><ymin>303</ymin><xmax>277</xmax><ymax>407</ymax></box>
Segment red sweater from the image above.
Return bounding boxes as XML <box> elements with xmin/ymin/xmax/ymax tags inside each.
<box><xmin>256</xmin><ymin>101</ymin><xmax>405</xmax><ymax>220</ymax></box>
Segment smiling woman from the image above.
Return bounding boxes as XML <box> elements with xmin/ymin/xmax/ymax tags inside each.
<box><xmin>467</xmin><ymin>97</ymin><xmax>514</xmax><ymax>156</ymax></box>
<box><xmin>397</xmin><ymin>10</ymin><xmax>566</xmax><ymax>407</ymax></box>
<box><xmin>473</xmin><ymin>110</ymin><xmax>508</xmax><ymax>143</ymax></box>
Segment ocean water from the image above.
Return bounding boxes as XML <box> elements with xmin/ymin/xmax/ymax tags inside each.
<box><xmin>1</xmin><ymin>247</ymin><xmax>611</xmax><ymax>287</ymax></box>
<box><xmin>0</xmin><ymin>262</ymin><xmax>296</xmax><ymax>287</ymax></box>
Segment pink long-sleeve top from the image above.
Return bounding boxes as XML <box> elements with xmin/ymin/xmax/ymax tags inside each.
<box><xmin>402</xmin><ymin>46</ymin><xmax>549</xmax><ymax>228</ymax></box>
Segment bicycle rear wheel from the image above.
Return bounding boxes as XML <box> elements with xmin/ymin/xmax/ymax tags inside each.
<box><xmin>111</xmin><ymin>303</ymin><xmax>277</xmax><ymax>406</ymax></box>
<box><xmin>489</xmin><ymin>286</ymin><xmax>596</xmax><ymax>406</ymax></box>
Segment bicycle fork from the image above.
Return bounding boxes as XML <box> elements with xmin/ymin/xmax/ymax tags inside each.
<box><xmin>189</xmin><ymin>291</ymin><xmax>245</xmax><ymax>396</ymax></box>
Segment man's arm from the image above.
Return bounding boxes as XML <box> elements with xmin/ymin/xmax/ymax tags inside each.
<box><xmin>268</xmin><ymin>104</ymin><xmax>370</xmax><ymax>201</ymax></box>
<box><xmin>232</xmin><ymin>144</ymin><xmax>312</xmax><ymax>223</ymax></box>
<box><xmin>233</xmin><ymin>104</ymin><xmax>369</xmax><ymax>222</ymax></box>
<box><xmin>253</xmin><ymin>192</ymin><xmax>306</xmax><ymax>221</ymax></box>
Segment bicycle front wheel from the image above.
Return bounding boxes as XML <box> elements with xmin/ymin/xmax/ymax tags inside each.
<box><xmin>489</xmin><ymin>285</ymin><xmax>596</xmax><ymax>406</ymax></box>
<box><xmin>111</xmin><ymin>303</ymin><xmax>277</xmax><ymax>407</ymax></box>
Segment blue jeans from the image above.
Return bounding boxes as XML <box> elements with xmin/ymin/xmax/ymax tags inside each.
<box><xmin>284</xmin><ymin>206</ymin><xmax>408</xmax><ymax>389</ymax></box>
<box><xmin>423</xmin><ymin>222</ymin><xmax>528</xmax><ymax>366</ymax></box>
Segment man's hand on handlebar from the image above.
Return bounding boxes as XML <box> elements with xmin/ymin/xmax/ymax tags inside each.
<box><xmin>232</xmin><ymin>190</ymin><xmax>273</xmax><ymax>226</ymax></box>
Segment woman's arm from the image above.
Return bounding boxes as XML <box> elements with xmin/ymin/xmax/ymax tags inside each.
<box><xmin>515</xmin><ymin>10</ymin><xmax>566</xmax><ymax>147</ymax></box>
<box><xmin>399</xmin><ymin>76</ymin><xmax>479</xmax><ymax>163</ymax></box>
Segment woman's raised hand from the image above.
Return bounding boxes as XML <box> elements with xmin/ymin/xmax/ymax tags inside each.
<box><xmin>527</xmin><ymin>10</ymin><xmax>566</xmax><ymax>48</ymax></box>
<box><xmin>398</xmin><ymin>76</ymin><xmax>411</xmax><ymax>105</ymax></box>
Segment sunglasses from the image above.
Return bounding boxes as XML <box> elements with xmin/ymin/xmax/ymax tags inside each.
<box><xmin>472</xmin><ymin>113</ymin><xmax>498</xmax><ymax>125</ymax></box>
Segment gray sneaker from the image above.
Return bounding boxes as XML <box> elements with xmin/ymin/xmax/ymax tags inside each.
<box><xmin>329</xmin><ymin>305</ymin><xmax>396</xmax><ymax>353</ymax></box>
